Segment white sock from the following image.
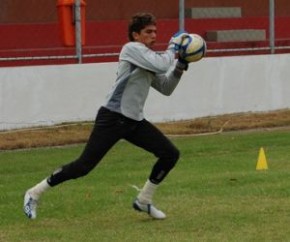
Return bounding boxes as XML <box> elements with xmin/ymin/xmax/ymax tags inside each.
<box><xmin>27</xmin><ymin>178</ymin><xmax>51</xmax><ymax>200</ymax></box>
<box><xmin>137</xmin><ymin>180</ymin><xmax>158</xmax><ymax>204</ymax></box>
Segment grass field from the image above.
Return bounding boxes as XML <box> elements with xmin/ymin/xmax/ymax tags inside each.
<box><xmin>1</xmin><ymin>129</ymin><xmax>290</xmax><ymax>242</ymax></box>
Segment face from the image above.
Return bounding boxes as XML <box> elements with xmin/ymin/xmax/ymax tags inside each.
<box><xmin>132</xmin><ymin>25</ymin><xmax>157</xmax><ymax>49</ymax></box>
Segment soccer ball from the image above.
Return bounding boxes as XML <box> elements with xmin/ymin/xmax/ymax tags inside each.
<box><xmin>179</xmin><ymin>34</ymin><xmax>207</xmax><ymax>62</ymax></box>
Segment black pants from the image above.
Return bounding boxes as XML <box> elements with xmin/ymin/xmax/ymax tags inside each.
<box><xmin>47</xmin><ymin>107</ymin><xmax>180</xmax><ymax>186</ymax></box>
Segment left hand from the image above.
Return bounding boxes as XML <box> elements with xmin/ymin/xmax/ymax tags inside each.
<box><xmin>168</xmin><ymin>31</ymin><xmax>188</xmax><ymax>52</ymax></box>
<box><xmin>176</xmin><ymin>57</ymin><xmax>189</xmax><ymax>71</ymax></box>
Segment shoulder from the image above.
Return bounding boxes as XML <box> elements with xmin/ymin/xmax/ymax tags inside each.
<box><xmin>121</xmin><ymin>42</ymin><xmax>148</xmax><ymax>55</ymax></box>
<box><xmin>120</xmin><ymin>42</ymin><xmax>159</xmax><ymax>64</ymax></box>
<box><xmin>120</xmin><ymin>42</ymin><xmax>151</xmax><ymax>63</ymax></box>
<box><xmin>119</xmin><ymin>42</ymin><xmax>174</xmax><ymax>74</ymax></box>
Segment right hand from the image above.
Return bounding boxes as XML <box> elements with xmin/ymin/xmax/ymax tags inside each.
<box><xmin>168</xmin><ymin>31</ymin><xmax>188</xmax><ymax>52</ymax></box>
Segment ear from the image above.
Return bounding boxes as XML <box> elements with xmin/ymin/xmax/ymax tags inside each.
<box><xmin>132</xmin><ymin>32</ymin><xmax>140</xmax><ymax>41</ymax></box>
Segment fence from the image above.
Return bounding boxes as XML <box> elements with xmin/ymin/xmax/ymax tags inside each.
<box><xmin>0</xmin><ymin>0</ymin><xmax>290</xmax><ymax>66</ymax></box>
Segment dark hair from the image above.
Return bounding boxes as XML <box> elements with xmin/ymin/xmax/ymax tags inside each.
<box><xmin>128</xmin><ymin>13</ymin><xmax>156</xmax><ymax>41</ymax></box>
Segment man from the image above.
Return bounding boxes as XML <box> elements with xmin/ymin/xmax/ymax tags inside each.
<box><xmin>24</xmin><ymin>12</ymin><xmax>189</xmax><ymax>220</ymax></box>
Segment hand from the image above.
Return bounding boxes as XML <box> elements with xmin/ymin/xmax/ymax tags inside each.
<box><xmin>168</xmin><ymin>31</ymin><xmax>188</xmax><ymax>52</ymax></box>
<box><xmin>176</xmin><ymin>58</ymin><xmax>189</xmax><ymax>71</ymax></box>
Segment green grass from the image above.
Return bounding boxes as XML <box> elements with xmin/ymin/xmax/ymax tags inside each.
<box><xmin>1</xmin><ymin>130</ymin><xmax>290</xmax><ymax>242</ymax></box>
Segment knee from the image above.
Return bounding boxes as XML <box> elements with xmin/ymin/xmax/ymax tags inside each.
<box><xmin>169</xmin><ymin>147</ymin><xmax>180</xmax><ymax>166</ymax></box>
<box><xmin>159</xmin><ymin>146</ymin><xmax>180</xmax><ymax>168</ymax></box>
<box><xmin>172</xmin><ymin>147</ymin><xmax>180</xmax><ymax>162</ymax></box>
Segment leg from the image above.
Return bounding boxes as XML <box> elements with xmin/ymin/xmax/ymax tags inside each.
<box><xmin>47</xmin><ymin>107</ymin><xmax>127</xmax><ymax>186</ymax></box>
<box><xmin>125</xmin><ymin>119</ymin><xmax>180</xmax><ymax>219</ymax></box>
<box><xmin>24</xmin><ymin>107</ymin><xmax>133</xmax><ymax>219</ymax></box>
<box><xmin>125</xmin><ymin>119</ymin><xmax>180</xmax><ymax>184</ymax></box>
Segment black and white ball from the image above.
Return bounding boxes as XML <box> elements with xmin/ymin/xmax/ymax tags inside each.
<box><xmin>179</xmin><ymin>34</ymin><xmax>207</xmax><ymax>62</ymax></box>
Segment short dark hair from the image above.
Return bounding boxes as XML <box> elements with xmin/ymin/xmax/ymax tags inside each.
<box><xmin>128</xmin><ymin>13</ymin><xmax>156</xmax><ymax>41</ymax></box>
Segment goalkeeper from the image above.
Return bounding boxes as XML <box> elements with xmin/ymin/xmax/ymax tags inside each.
<box><xmin>24</xmin><ymin>12</ymin><xmax>189</xmax><ymax>220</ymax></box>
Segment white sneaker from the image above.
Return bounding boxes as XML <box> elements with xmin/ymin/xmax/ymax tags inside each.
<box><xmin>133</xmin><ymin>199</ymin><xmax>166</xmax><ymax>219</ymax></box>
<box><xmin>23</xmin><ymin>191</ymin><xmax>38</xmax><ymax>219</ymax></box>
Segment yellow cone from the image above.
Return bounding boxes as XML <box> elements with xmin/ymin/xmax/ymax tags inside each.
<box><xmin>256</xmin><ymin>147</ymin><xmax>268</xmax><ymax>170</ymax></box>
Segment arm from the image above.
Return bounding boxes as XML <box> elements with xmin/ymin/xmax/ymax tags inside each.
<box><xmin>120</xmin><ymin>31</ymin><xmax>188</xmax><ymax>74</ymax></box>
<box><xmin>151</xmin><ymin>59</ymin><xmax>188</xmax><ymax>96</ymax></box>
<box><xmin>120</xmin><ymin>42</ymin><xmax>175</xmax><ymax>74</ymax></box>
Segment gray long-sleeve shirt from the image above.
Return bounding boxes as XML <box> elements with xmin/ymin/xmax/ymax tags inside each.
<box><xmin>103</xmin><ymin>41</ymin><xmax>182</xmax><ymax>121</ymax></box>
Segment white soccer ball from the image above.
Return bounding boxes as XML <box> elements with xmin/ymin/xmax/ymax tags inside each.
<box><xmin>179</xmin><ymin>34</ymin><xmax>207</xmax><ymax>62</ymax></box>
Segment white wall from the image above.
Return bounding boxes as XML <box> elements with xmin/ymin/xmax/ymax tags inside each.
<box><xmin>1</xmin><ymin>54</ymin><xmax>290</xmax><ymax>130</ymax></box>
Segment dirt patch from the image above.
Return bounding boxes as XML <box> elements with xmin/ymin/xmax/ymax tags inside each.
<box><xmin>1</xmin><ymin>109</ymin><xmax>290</xmax><ymax>150</ymax></box>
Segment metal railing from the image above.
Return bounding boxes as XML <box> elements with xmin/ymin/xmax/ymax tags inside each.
<box><xmin>0</xmin><ymin>0</ymin><xmax>289</xmax><ymax>66</ymax></box>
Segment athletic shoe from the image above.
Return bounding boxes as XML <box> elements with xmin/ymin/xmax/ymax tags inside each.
<box><xmin>133</xmin><ymin>199</ymin><xmax>166</xmax><ymax>219</ymax></box>
<box><xmin>23</xmin><ymin>191</ymin><xmax>37</xmax><ymax>219</ymax></box>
